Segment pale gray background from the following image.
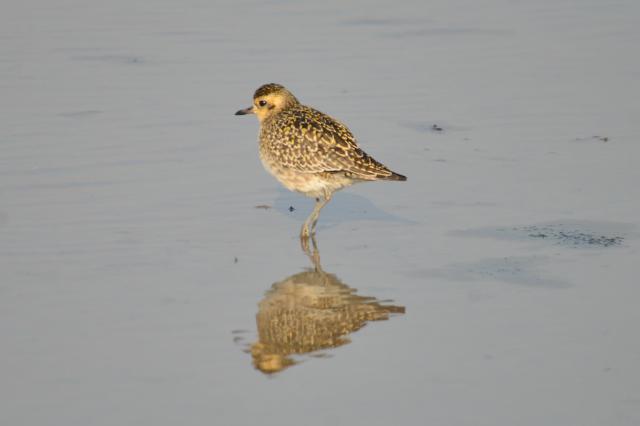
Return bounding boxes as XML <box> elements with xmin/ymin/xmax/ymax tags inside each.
<box><xmin>2</xmin><ymin>0</ymin><xmax>639</xmax><ymax>425</ymax></box>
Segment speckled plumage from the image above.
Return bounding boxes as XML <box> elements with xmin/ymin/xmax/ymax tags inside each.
<box><xmin>259</xmin><ymin>102</ymin><xmax>406</xmax><ymax>192</ymax></box>
<box><xmin>236</xmin><ymin>83</ymin><xmax>406</xmax><ymax>238</ymax></box>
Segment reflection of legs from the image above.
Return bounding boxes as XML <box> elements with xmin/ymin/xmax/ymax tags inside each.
<box><xmin>309</xmin><ymin>234</ymin><xmax>321</xmax><ymax>273</ymax></box>
<box><xmin>300</xmin><ymin>233</ymin><xmax>322</xmax><ymax>273</ymax></box>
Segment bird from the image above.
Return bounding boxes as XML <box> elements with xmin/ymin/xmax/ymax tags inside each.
<box><xmin>235</xmin><ymin>83</ymin><xmax>406</xmax><ymax>240</ymax></box>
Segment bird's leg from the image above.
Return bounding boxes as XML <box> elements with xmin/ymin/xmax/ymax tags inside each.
<box><xmin>299</xmin><ymin>206</ymin><xmax>314</xmax><ymax>248</ymax></box>
<box><xmin>300</xmin><ymin>199</ymin><xmax>318</xmax><ymax>241</ymax></box>
<box><xmin>301</xmin><ymin>196</ymin><xmax>322</xmax><ymax>238</ymax></box>
<box><xmin>300</xmin><ymin>191</ymin><xmax>332</xmax><ymax>244</ymax></box>
<box><xmin>310</xmin><ymin>190</ymin><xmax>332</xmax><ymax>234</ymax></box>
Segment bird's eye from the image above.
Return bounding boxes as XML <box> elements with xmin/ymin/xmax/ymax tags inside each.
<box><xmin>258</xmin><ymin>100</ymin><xmax>267</xmax><ymax>107</ymax></box>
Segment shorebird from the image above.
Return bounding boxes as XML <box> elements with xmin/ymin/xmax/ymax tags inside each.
<box><xmin>235</xmin><ymin>83</ymin><xmax>406</xmax><ymax>239</ymax></box>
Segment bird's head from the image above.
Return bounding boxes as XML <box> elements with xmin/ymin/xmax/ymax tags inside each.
<box><xmin>235</xmin><ymin>83</ymin><xmax>299</xmax><ymax>123</ymax></box>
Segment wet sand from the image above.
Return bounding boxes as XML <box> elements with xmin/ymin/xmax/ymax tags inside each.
<box><xmin>2</xmin><ymin>1</ymin><xmax>639</xmax><ymax>425</ymax></box>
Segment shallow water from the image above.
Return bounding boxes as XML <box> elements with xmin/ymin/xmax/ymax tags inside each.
<box><xmin>2</xmin><ymin>0</ymin><xmax>640</xmax><ymax>425</ymax></box>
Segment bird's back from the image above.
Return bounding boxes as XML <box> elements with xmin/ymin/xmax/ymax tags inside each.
<box><xmin>259</xmin><ymin>104</ymin><xmax>406</xmax><ymax>182</ymax></box>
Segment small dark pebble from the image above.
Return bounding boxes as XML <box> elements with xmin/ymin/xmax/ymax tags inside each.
<box><xmin>529</xmin><ymin>233</ymin><xmax>547</xmax><ymax>239</ymax></box>
<box><xmin>289</xmin><ymin>206</ymin><xmax>296</xmax><ymax>212</ymax></box>
<box><xmin>573</xmin><ymin>135</ymin><xmax>610</xmax><ymax>143</ymax></box>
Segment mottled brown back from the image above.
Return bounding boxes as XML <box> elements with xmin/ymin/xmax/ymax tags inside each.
<box><xmin>260</xmin><ymin>104</ymin><xmax>406</xmax><ymax>181</ymax></box>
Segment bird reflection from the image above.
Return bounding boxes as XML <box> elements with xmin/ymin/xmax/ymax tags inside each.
<box><xmin>249</xmin><ymin>236</ymin><xmax>405</xmax><ymax>374</ymax></box>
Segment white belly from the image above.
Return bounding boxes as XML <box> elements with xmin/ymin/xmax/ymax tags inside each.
<box><xmin>259</xmin><ymin>154</ymin><xmax>355</xmax><ymax>198</ymax></box>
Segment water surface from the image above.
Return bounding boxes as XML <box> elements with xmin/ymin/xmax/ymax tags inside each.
<box><xmin>2</xmin><ymin>1</ymin><xmax>639</xmax><ymax>425</ymax></box>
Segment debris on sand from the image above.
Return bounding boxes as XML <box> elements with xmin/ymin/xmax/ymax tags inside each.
<box><xmin>255</xmin><ymin>204</ymin><xmax>272</xmax><ymax>210</ymax></box>
<box><xmin>520</xmin><ymin>225</ymin><xmax>623</xmax><ymax>247</ymax></box>
<box><xmin>399</xmin><ymin>121</ymin><xmax>464</xmax><ymax>134</ymax></box>
<box><xmin>452</xmin><ymin>220</ymin><xmax>630</xmax><ymax>249</ymax></box>
<box><xmin>573</xmin><ymin>135</ymin><xmax>610</xmax><ymax>143</ymax></box>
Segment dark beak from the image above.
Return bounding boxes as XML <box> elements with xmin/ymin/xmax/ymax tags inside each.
<box><xmin>235</xmin><ymin>106</ymin><xmax>254</xmax><ymax>116</ymax></box>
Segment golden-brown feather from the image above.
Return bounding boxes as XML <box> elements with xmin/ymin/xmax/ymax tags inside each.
<box><xmin>260</xmin><ymin>104</ymin><xmax>402</xmax><ymax>181</ymax></box>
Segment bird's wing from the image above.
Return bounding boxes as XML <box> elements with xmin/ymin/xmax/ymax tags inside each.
<box><xmin>275</xmin><ymin>108</ymin><xmax>396</xmax><ymax>179</ymax></box>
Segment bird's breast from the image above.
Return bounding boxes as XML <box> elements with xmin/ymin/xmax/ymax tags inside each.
<box><xmin>258</xmin><ymin>149</ymin><xmax>354</xmax><ymax>198</ymax></box>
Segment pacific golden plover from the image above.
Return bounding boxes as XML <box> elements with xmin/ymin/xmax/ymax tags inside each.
<box><xmin>235</xmin><ymin>83</ymin><xmax>406</xmax><ymax>239</ymax></box>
